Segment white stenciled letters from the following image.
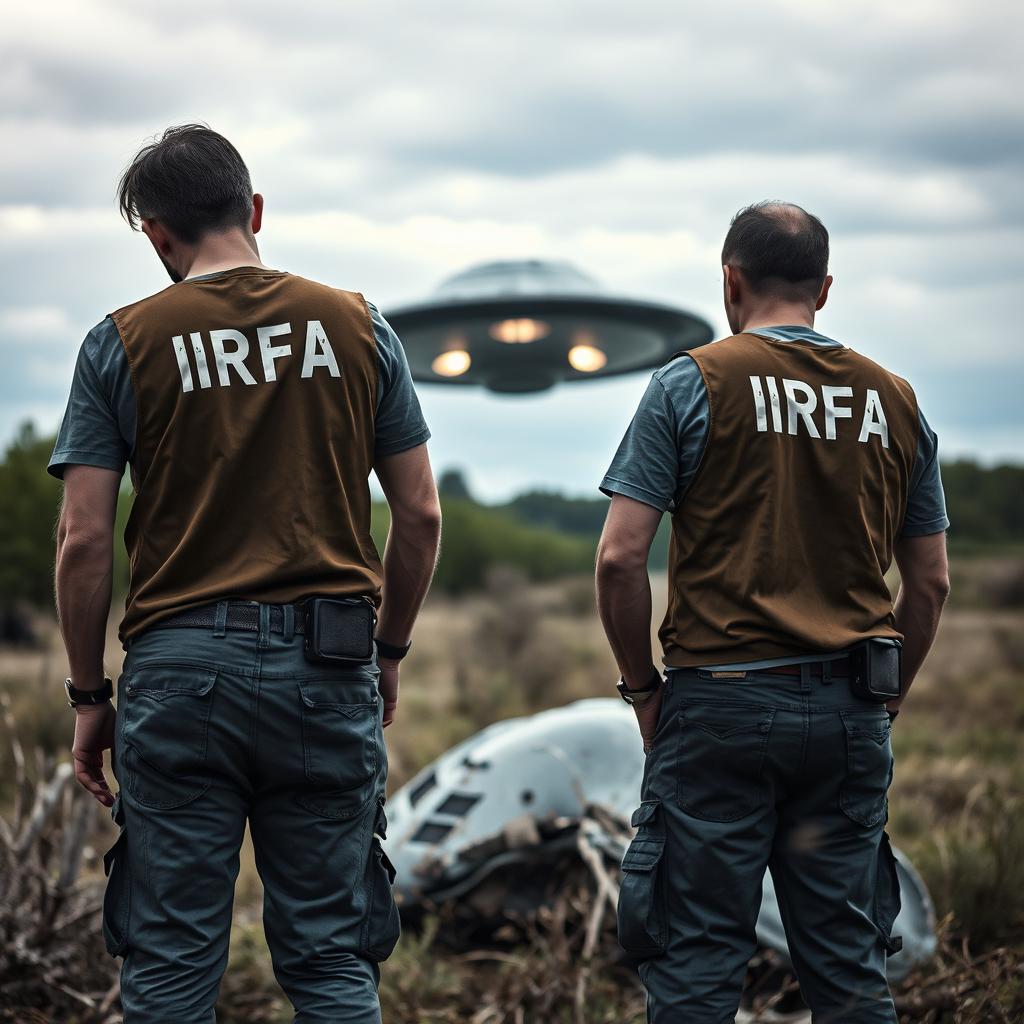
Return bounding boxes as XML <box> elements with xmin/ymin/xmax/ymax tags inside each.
<box><xmin>301</xmin><ymin>320</ymin><xmax>341</xmax><ymax>379</ymax></box>
<box><xmin>190</xmin><ymin>332</ymin><xmax>212</xmax><ymax>389</ymax></box>
<box><xmin>783</xmin><ymin>379</ymin><xmax>821</xmax><ymax>438</ymax></box>
<box><xmin>210</xmin><ymin>330</ymin><xmax>258</xmax><ymax>387</ymax></box>
<box><xmin>172</xmin><ymin>336</ymin><xmax>193</xmax><ymax>393</ymax></box>
<box><xmin>749</xmin><ymin>376</ymin><xmax>889</xmax><ymax>446</ymax></box>
<box><xmin>858</xmin><ymin>388</ymin><xmax>890</xmax><ymax>448</ymax></box>
<box><xmin>764</xmin><ymin>376</ymin><xmax>783</xmax><ymax>432</ymax></box>
<box><xmin>257</xmin><ymin>323</ymin><xmax>293</xmax><ymax>382</ymax></box>
<box><xmin>172</xmin><ymin>319</ymin><xmax>344</xmax><ymax>392</ymax></box>
<box><xmin>821</xmin><ymin>385</ymin><xmax>854</xmax><ymax>440</ymax></box>
<box><xmin>750</xmin><ymin>376</ymin><xmax>768</xmax><ymax>432</ymax></box>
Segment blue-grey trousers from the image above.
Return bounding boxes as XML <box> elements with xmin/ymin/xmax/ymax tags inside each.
<box><xmin>618</xmin><ymin>668</ymin><xmax>902</xmax><ymax>1023</ymax></box>
<box><xmin>101</xmin><ymin>602</ymin><xmax>400</xmax><ymax>1023</ymax></box>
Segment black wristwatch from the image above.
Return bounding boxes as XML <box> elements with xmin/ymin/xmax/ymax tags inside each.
<box><xmin>375</xmin><ymin>638</ymin><xmax>412</xmax><ymax>662</ymax></box>
<box><xmin>616</xmin><ymin>670</ymin><xmax>664</xmax><ymax>706</ymax></box>
<box><xmin>64</xmin><ymin>677</ymin><xmax>114</xmax><ymax>708</ymax></box>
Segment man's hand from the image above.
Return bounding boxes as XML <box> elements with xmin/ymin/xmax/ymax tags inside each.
<box><xmin>378</xmin><ymin>658</ymin><xmax>400</xmax><ymax>727</ymax></box>
<box><xmin>632</xmin><ymin>684</ymin><xmax>666</xmax><ymax>754</ymax></box>
<box><xmin>72</xmin><ymin>702</ymin><xmax>116</xmax><ymax>807</ymax></box>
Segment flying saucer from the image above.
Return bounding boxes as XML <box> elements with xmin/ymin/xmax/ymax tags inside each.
<box><xmin>384</xmin><ymin>259</ymin><xmax>715</xmax><ymax>394</ymax></box>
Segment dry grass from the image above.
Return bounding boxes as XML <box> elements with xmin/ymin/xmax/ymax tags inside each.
<box><xmin>1</xmin><ymin>557</ymin><xmax>1023</xmax><ymax>1022</ymax></box>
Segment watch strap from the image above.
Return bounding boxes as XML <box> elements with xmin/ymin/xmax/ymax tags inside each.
<box><xmin>375</xmin><ymin>638</ymin><xmax>412</xmax><ymax>662</ymax></box>
<box><xmin>617</xmin><ymin>670</ymin><xmax>664</xmax><ymax>705</ymax></box>
<box><xmin>65</xmin><ymin>677</ymin><xmax>114</xmax><ymax>707</ymax></box>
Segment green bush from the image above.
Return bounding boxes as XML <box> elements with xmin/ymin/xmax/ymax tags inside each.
<box><xmin>0</xmin><ymin>424</ymin><xmax>63</xmax><ymax>610</ymax></box>
<box><xmin>372</xmin><ymin>496</ymin><xmax>594</xmax><ymax>594</ymax></box>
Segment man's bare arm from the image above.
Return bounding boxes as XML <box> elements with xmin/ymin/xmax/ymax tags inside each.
<box><xmin>596</xmin><ymin>494</ymin><xmax>664</xmax><ymax>749</ymax></box>
<box><xmin>373</xmin><ymin>444</ymin><xmax>442</xmax><ymax>725</ymax></box>
<box><xmin>55</xmin><ymin>465</ymin><xmax>121</xmax><ymax>806</ymax></box>
<box><xmin>55</xmin><ymin>466</ymin><xmax>121</xmax><ymax>689</ymax></box>
<box><xmin>891</xmin><ymin>531</ymin><xmax>950</xmax><ymax>707</ymax></box>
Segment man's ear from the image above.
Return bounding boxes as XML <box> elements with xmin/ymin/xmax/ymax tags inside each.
<box><xmin>815</xmin><ymin>274</ymin><xmax>833</xmax><ymax>311</ymax></box>
<box><xmin>723</xmin><ymin>264</ymin><xmax>743</xmax><ymax>305</ymax></box>
<box><xmin>140</xmin><ymin>219</ymin><xmax>173</xmax><ymax>259</ymax></box>
<box><xmin>251</xmin><ymin>194</ymin><xmax>264</xmax><ymax>235</ymax></box>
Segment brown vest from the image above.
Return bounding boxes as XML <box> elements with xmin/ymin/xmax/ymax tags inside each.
<box><xmin>661</xmin><ymin>332</ymin><xmax>919</xmax><ymax>668</ymax></box>
<box><xmin>111</xmin><ymin>267</ymin><xmax>381</xmax><ymax>641</ymax></box>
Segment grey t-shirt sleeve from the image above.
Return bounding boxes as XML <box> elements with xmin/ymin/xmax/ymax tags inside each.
<box><xmin>368</xmin><ymin>301</ymin><xmax>431</xmax><ymax>458</ymax></box>
<box><xmin>901</xmin><ymin>407</ymin><xmax>950</xmax><ymax>537</ymax></box>
<box><xmin>599</xmin><ymin>355</ymin><xmax>710</xmax><ymax>512</ymax></box>
<box><xmin>48</xmin><ymin>317</ymin><xmax>135</xmax><ymax>480</ymax></box>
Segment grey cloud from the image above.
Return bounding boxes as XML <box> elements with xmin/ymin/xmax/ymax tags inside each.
<box><xmin>1</xmin><ymin>0</ymin><xmax>1021</xmax><ymax>490</ymax></box>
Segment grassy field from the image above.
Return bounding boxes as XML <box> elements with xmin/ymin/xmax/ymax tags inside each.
<box><xmin>1</xmin><ymin>558</ymin><xmax>1022</xmax><ymax>1022</ymax></box>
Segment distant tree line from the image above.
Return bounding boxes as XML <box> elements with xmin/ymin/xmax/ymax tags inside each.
<box><xmin>0</xmin><ymin>426</ymin><xmax>1021</xmax><ymax>627</ymax></box>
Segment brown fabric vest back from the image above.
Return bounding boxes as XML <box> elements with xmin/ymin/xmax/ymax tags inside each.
<box><xmin>111</xmin><ymin>267</ymin><xmax>381</xmax><ymax>641</ymax></box>
<box><xmin>662</xmin><ymin>332</ymin><xmax>919</xmax><ymax>668</ymax></box>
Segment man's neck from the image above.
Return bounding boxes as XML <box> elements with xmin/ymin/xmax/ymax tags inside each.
<box><xmin>738</xmin><ymin>303</ymin><xmax>815</xmax><ymax>333</ymax></box>
<box><xmin>184</xmin><ymin>231</ymin><xmax>268</xmax><ymax>280</ymax></box>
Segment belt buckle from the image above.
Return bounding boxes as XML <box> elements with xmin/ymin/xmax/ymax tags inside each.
<box><xmin>710</xmin><ymin>670</ymin><xmax>747</xmax><ymax>680</ymax></box>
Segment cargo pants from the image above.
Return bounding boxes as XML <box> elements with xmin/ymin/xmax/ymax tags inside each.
<box><xmin>618</xmin><ymin>667</ymin><xmax>902</xmax><ymax>1023</ymax></box>
<box><xmin>101</xmin><ymin>601</ymin><xmax>401</xmax><ymax>1023</ymax></box>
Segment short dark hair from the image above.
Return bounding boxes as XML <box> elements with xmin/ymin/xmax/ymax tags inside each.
<box><xmin>722</xmin><ymin>201</ymin><xmax>829</xmax><ymax>299</ymax></box>
<box><xmin>117</xmin><ymin>124</ymin><xmax>253</xmax><ymax>244</ymax></box>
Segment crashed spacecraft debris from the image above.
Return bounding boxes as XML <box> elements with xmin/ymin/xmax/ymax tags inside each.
<box><xmin>383</xmin><ymin>699</ymin><xmax>937</xmax><ymax>1000</ymax></box>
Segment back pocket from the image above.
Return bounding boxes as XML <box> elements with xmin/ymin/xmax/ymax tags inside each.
<box><xmin>122</xmin><ymin>665</ymin><xmax>217</xmax><ymax>809</ymax></box>
<box><xmin>297</xmin><ymin>681</ymin><xmax>379</xmax><ymax>819</ymax></box>
<box><xmin>675</xmin><ymin>703</ymin><xmax>774</xmax><ymax>822</ymax></box>
<box><xmin>839</xmin><ymin>709</ymin><xmax>892</xmax><ymax>828</ymax></box>
<box><xmin>617</xmin><ymin>800</ymin><xmax>668</xmax><ymax>958</ymax></box>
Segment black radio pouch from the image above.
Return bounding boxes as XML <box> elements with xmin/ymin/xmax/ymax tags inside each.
<box><xmin>303</xmin><ymin>597</ymin><xmax>376</xmax><ymax>666</ymax></box>
<box><xmin>849</xmin><ymin>638</ymin><xmax>902</xmax><ymax>701</ymax></box>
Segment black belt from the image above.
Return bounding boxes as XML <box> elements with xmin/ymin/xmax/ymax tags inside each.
<box><xmin>158</xmin><ymin>601</ymin><xmax>307</xmax><ymax>635</ymax></box>
<box><xmin>762</xmin><ymin>657</ymin><xmax>851</xmax><ymax>678</ymax></box>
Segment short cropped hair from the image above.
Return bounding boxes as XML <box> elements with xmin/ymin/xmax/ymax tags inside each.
<box><xmin>722</xmin><ymin>202</ymin><xmax>829</xmax><ymax>299</ymax></box>
<box><xmin>117</xmin><ymin>124</ymin><xmax>253</xmax><ymax>244</ymax></box>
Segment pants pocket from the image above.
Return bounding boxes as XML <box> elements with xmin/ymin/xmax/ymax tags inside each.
<box><xmin>617</xmin><ymin>800</ymin><xmax>668</xmax><ymax>958</ymax></box>
<box><xmin>839</xmin><ymin>709</ymin><xmax>893</xmax><ymax>828</ymax></box>
<box><xmin>297</xmin><ymin>679</ymin><xmax>380</xmax><ymax>819</ymax></box>
<box><xmin>122</xmin><ymin>665</ymin><xmax>217</xmax><ymax>810</ymax></box>
<box><xmin>875</xmin><ymin>830</ymin><xmax>904</xmax><ymax>955</ymax></box>
<box><xmin>101</xmin><ymin>794</ymin><xmax>131</xmax><ymax>957</ymax></box>
<box><xmin>675</xmin><ymin>703</ymin><xmax>774</xmax><ymax>822</ymax></box>
<box><xmin>361</xmin><ymin>799</ymin><xmax>402</xmax><ymax>961</ymax></box>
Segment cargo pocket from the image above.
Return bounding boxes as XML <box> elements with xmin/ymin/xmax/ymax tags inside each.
<box><xmin>874</xmin><ymin>830</ymin><xmax>904</xmax><ymax>956</ymax></box>
<box><xmin>360</xmin><ymin>799</ymin><xmax>402</xmax><ymax>962</ymax></box>
<box><xmin>839</xmin><ymin>710</ymin><xmax>892</xmax><ymax>828</ymax></box>
<box><xmin>123</xmin><ymin>666</ymin><xmax>217</xmax><ymax>810</ymax></box>
<box><xmin>617</xmin><ymin>800</ymin><xmax>668</xmax><ymax>958</ymax></box>
<box><xmin>676</xmin><ymin>703</ymin><xmax>774</xmax><ymax>822</ymax></box>
<box><xmin>297</xmin><ymin>681</ymin><xmax>379</xmax><ymax>819</ymax></box>
<box><xmin>101</xmin><ymin>794</ymin><xmax>131</xmax><ymax>958</ymax></box>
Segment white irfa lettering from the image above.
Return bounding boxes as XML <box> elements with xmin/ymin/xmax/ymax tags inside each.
<box><xmin>190</xmin><ymin>331</ymin><xmax>213</xmax><ymax>389</ymax></box>
<box><xmin>210</xmin><ymin>330</ymin><xmax>258</xmax><ymax>387</ymax></box>
<box><xmin>750</xmin><ymin>376</ymin><xmax>768</xmax><ymax>432</ymax></box>
<box><xmin>301</xmin><ymin>320</ymin><xmax>341</xmax><ymax>379</ymax></box>
<box><xmin>764</xmin><ymin>376</ymin><xmax>783</xmax><ymax>432</ymax></box>
<box><xmin>172</xmin><ymin>335</ymin><xmax>193</xmax><ymax>393</ymax></box>
<box><xmin>783</xmin><ymin>379</ymin><xmax>821</xmax><ymax>438</ymax></box>
<box><xmin>821</xmin><ymin>385</ymin><xmax>853</xmax><ymax>440</ymax></box>
<box><xmin>858</xmin><ymin>389</ymin><xmax>889</xmax><ymax>448</ymax></box>
<box><xmin>257</xmin><ymin>323</ymin><xmax>293</xmax><ymax>382</ymax></box>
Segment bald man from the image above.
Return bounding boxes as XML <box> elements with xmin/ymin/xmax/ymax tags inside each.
<box><xmin>597</xmin><ymin>202</ymin><xmax>949</xmax><ymax>1022</ymax></box>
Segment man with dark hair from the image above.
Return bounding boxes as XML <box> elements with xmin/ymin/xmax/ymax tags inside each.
<box><xmin>597</xmin><ymin>201</ymin><xmax>949</xmax><ymax>1021</ymax></box>
<box><xmin>50</xmin><ymin>124</ymin><xmax>442</xmax><ymax>1023</ymax></box>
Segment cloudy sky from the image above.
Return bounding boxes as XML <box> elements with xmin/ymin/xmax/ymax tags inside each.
<box><xmin>2</xmin><ymin>0</ymin><xmax>1021</xmax><ymax>499</ymax></box>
